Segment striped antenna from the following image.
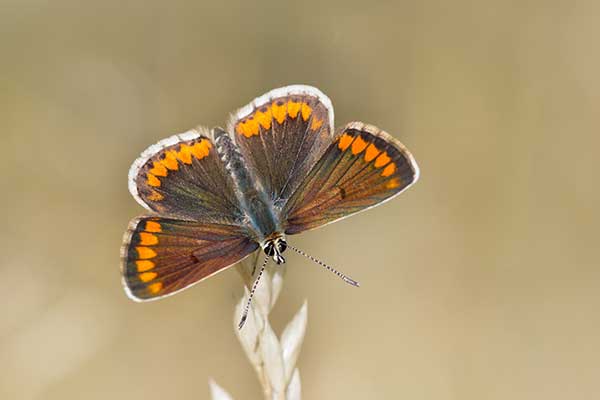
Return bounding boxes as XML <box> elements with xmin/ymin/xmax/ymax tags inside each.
<box><xmin>238</xmin><ymin>255</ymin><xmax>270</xmax><ymax>330</ymax></box>
<box><xmin>288</xmin><ymin>244</ymin><xmax>360</xmax><ymax>287</ymax></box>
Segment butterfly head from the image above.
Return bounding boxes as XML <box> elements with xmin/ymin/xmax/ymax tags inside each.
<box><xmin>262</xmin><ymin>237</ymin><xmax>287</xmax><ymax>265</ymax></box>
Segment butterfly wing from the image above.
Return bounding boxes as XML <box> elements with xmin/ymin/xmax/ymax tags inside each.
<box><xmin>129</xmin><ymin>128</ymin><xmax>242</xmax><ymax>223</ymax></box>
<box><xmin>125</xmin><ymin>129</ymin><xmax>257</xmax><ymax>300</ymax></box>
<box><xmin>283</xmin><ymin>122</ymin><xmax>419</xmax><ymax>234</ymax></box>
<box><xmin>228</xmin><ymin>85</ymin><xmax>334</xmax><ymax>202</ymax></box>
<box><xmin>121</xmin><ymin>216</ymin><xmax>259</xmax><ymax>301</ymax></box>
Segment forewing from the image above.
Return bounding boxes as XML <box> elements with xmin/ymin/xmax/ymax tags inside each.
<box><xmin>121</xmin><ymin>216</ymin><xmax>259</xmax><ymax>301</ymax></box>
<box><xmin>228</xmin><ymin>85</ymin><xmax>334</xmax><ymax>202</ymax></box>
<box><xmin>283</xmin><ymin>122</ymin><xmax>419</xmax><ymax>234</ymax></box>
<box><xmin>129</xmin><ymin>129</ymin><xmax>241</xmax><ymax>223</ymax></box>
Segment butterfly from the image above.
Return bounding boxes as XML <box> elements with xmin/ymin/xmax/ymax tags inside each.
<box><xmin>121</xmin><ymin>85</ymin><xmax>419</xmax><ymax>328</ymax></box>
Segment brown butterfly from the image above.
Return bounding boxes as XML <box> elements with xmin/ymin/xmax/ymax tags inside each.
<box><xmin>121</xmin><ymin>85</ymin><xmax>419</xmax><ymax>328</ymax></box>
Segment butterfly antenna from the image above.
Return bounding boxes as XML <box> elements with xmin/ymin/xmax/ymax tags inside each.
<box><xmin>288</xmin><ymin>244</ymin><xmax>360</xmax><ymax>287</ymax></box>
<box><xmin>238</xmin><ymin>255</ymin><xmax>269</xmax><ymax>330</ymax></box>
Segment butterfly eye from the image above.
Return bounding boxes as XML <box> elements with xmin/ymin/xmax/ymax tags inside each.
<box><xmin>277</xmin><ymin>239</ymin><xmax>287</xmax><ymax>253</ymax></box>
<box><xmin>264</xmin><ymin>242</ymin><xmax>275</xmax><ymax>256</ymax></box>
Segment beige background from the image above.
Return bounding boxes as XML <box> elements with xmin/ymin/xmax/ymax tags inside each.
<box><xmin>2</xmin><ymin>1</ymin><xmax>599</xmax><ymax>399</ymax></box>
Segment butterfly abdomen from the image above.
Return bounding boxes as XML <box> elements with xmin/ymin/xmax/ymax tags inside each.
<box><xmin>213</xmin><ymin>128</ymin><xmax>282</xmax><ymax>242</ymax></box>
<box><xmin>214</xmin><ymin>128</ymin><xmax>257</xmax><ymax>193</ymax></box>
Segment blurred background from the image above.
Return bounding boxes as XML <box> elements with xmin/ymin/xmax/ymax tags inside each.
<box><xmin>2</xmin><ymin>0</ymin><xmax>599</xmax><ymax>399</ymax></box>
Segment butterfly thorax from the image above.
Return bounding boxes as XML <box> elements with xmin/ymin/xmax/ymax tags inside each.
<box><xmin>213</xmin><ymin>128</ymin><xmax>285</xmax><ymax>254</ymax></box>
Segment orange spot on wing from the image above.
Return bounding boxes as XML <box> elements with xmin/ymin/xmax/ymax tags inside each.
<box><xmin>374</xmin><ymin>152</ymin><xmax>391</xmax><ymax>168</ymax></box>
<box><xmin>136</xmin><ymin>246</ymin><xmax>157</xmax><ymax>259</ymax></box>
<box><xmin>287</xmin><ymin>100</ymin><xmax>301</xmax><ymax>118</ymax></box>
<box><xmin>310</xmin><ymin>118</ymin><xmax>323</xmax><ymax>131</ymax></box>
<box><xmin>386</xmin><ymin>178</ymin><xmax>401</xmax><ymax>189</ymax></box>
<box><xmin>136</xmin><ymin>260</ymin><xmax>155</xmax><ymax>272</ymax></box>
<box><xmin>147</xmin><ymin>190</ymin><xmax>164</xmax><ymax>201</ymax></box>
<box><xmin>139</xmin><ymin>272</ymin><xmax>158</xmax><ymax>282</ymax></box>
<box><xmin>148</xmin><ymin>282</ymin><xmax>163</xmax><ymax>294</ymax></box>
<box><xmin>364</xmin><ymin>143</ymin><xmax>380</xmax><ymax>162</ymax></box>
<box><xmin>238</xmin><ymin>118</ymin><xmax>259</xmax><ymax>137</ymax></box>
<box><xmin>149</xmin><ymin>162</ymin><xmax>167</xmax><ymax>177</ymax></box>
<box><xmin>139</xmin><ymin>232</ymin><xmax>158</xmax><ymax>246</ymax></box>
<box><xmin>246</xmin><ymin>118</ymin><xmax>259</xmax><ymax>135</ymax></box>
<box><xmin>160</xmin><ymin>150</ymin><xmax>179</xmax><ymax>170</ymax></box>
<box><xmin>351</xmin><ymin>136</ymin><xmax>368</xmax><ymax>155</ymax></box>
<box><xmin>271</xmin><ymin>101</ymin><xmax>287</xmax><ymax>124</ymax></box>
<box><xmin>192</xmin><ymin>140</ymin><xmax>211</xmax><ymax>159</ymax></box>
<box><xmin>254</xmin><ymin>109</ymin><xmax>272</xmax><ymax>130</ymax></box>
<box><xmin>301</xmin><ymin>103</ymin><xmax>312</xmax><ymax>121</ymax></box>
<box><xmin>338</xmin><ymin>133</ymin><xmax>353</xmax><ymax>151</ymax></box>
<box><xmin>381</xmin><ymin>163</ymin><xmax>396</xmax><ymax>177</ymax></box>
<box><xmin>177</xmin><ymin>144</ymin><xmax>193</xmax><ymax>164</ymax></box>
<box><xmin>146</xmin><ymin>173</ymin><xmax>161</xmax><ymax>187</ymax></box>
<box><xmin>145</xmin><ymin>221</ymin><xmax>162</xmax><ymax>233</ymax></box>
<box><xmin>235</xmin><ymin>123</ymin><xmax>246</xmax><ymax>136</ymax></box>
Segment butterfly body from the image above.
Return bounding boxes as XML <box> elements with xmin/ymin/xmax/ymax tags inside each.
<box><xmin>213</xmin><ymin>128</ymin><xmax>284</xmax><ymax>247</ymax></box>
<box><xmin>121</xmin><ymin>85</ymin><xmax>419</xmax><ymax>302</ymax></box>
